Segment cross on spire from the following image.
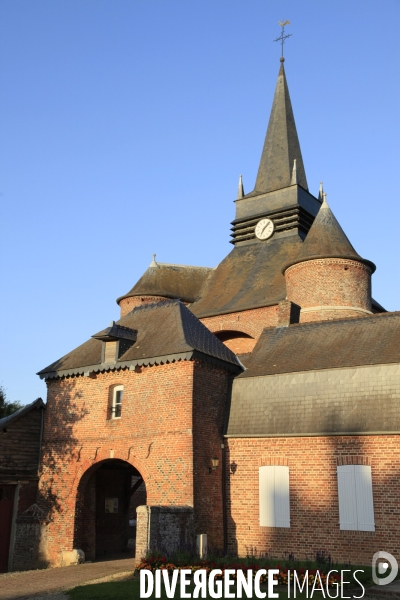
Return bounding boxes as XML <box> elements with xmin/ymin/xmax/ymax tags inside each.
<box><xmin>274</xmin><ymin>20</ymin><xmax>292</xmax><ymax>59</ymax></box>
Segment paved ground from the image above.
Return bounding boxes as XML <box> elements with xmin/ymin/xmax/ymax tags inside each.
<box><xmin>0</xmin><ymin>557</ymin><xmax>136</xmax><ymax>600</ymax></box>
<box><xmin>366</xmin><ymin>580</ymin><xmax>400</xmax><ymax>598</ymax></box>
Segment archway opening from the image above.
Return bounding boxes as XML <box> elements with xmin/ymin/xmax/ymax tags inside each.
<box><xmin>214</xmin><ymin>330</ymin><xmax>256</xmax><ymax>354</ymax></box>
<box><xmin>75</xmin><ymin>459</ymin><xmax>146</xmax><ymax>560</ymax></box>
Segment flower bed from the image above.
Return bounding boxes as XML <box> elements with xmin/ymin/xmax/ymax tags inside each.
<box><xmin>135</xmin><ymin>555</ymin><xmax>342</xmax><ymax>587</ymax></box>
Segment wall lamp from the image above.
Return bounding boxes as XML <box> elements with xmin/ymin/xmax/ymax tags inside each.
<box><xmin>209</xmin><ymin>457</ymin><xmax>219</xmax><ymax>474</ymax></box>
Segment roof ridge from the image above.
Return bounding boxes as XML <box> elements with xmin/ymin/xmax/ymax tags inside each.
<box><xmin>156</xmin><ymin>263</ymin><xmax>212</xmax><ymax>270</ymax></box>
<box><xmin>265</xmin><ymin>311</ymin><xmax>400</xmax><ymax>333</ymax></box>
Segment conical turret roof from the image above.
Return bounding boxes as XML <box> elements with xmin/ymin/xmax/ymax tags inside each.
<box><xmin>283</xmin><ymin>196</ymin><xmax>376</xmax><ymax>272</ymax></box>
<box><xmin>253</xmin><ymin>59</ymin><xmax>308</xmax><ymax>195</ymax></box>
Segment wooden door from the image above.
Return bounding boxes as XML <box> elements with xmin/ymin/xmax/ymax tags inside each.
<box><xmin>0</xmin><ymin>485</ymin><xmax>15</xmax><ymax>573</ymax></box>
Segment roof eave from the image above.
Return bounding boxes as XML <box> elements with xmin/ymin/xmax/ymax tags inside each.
<box><xmin>38</xmin><ymin>349</ymin><xmax>242</xmax><ymax>380</ymax></box>
<box><xmin>282</xmin><ymin>254</ymin><xmax>376</xmax><ymax>274</ymax></box>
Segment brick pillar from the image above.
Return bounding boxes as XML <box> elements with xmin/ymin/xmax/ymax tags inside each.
<box><xmin>277</xmin><ymin>300</ymin><xmax>300</xmax><ymax>327</ymax></box>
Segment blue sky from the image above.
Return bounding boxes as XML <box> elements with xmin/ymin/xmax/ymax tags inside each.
<box><xmin>1</xmin><ymin>0</ymin><xmax>399</xmax><ymax>405</ymax></box>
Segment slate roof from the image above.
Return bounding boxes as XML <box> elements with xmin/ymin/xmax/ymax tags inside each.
<box><xmin>92</xmin><ymin>323</ymin><xmax>137</xmax><ymax>341</ymax></box>
<box><xmin>248</xmin><ymin>60</ymin><xmax>308</xmax><ymax>197</ymax></box>
<box><xmin>117</xmin><ymin>262</ymin><xmax>212</xmax><ymax>305</ymax></box>
<box><xmin>190</xmin><ymin>234</ymin><xmax>303</xmax><ymax>318</ymax></box>
<box><xmin>283</xmin><ymin>198</ymin><xmax>376</xmax><ymax>273</ymax></box>
<box><xmin>0</xmin><ymin>398</ymin><xmax>45</xmax><ymax>430</ymax></box>
<box><xmin>238</xmin><ymin>312</ymin><xmax>400</xmax><ymax>378</ymax></box>
<box><xmin>38</xmin><ymin>300</ymin><xmax>242</xmax><ymax>379</ymax></box>
<box><xmin>227</xmin><ymin>313</ymin><xmax>400</xmax><ymax>437</ymax></box>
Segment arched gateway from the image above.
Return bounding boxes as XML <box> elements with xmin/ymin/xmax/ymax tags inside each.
<box><xmin>74</xmin><ymin>459</ymin><xmax>146</xmax><ymax>560</ymax></box>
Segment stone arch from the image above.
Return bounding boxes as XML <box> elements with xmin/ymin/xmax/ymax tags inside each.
<box><xmin>73</xmin><ymin>454</ymin><xmax>147</xmax><ymax>560</ymax></box>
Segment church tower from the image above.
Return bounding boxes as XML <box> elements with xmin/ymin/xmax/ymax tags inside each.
<box><xmin>230</xmin><ymin>57</ymin><xmax>318</xmax><ymax>246</ymax></box>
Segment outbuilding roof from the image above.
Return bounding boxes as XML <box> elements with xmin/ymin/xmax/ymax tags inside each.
<box><xmin>38</xmin><ymin>300</ymin><xmax>243</xmax><ymax>379</ymax></box>
<box><xmin>227</xmin><ymin>313</ymin><xmax>400</xmax><ymax>437</ymax></box>
<box><xmin>0</xmin><ymin>397</ymin><xmax>45</xmax><ymax>430</ymax></box>
<box><xmin>238</xmin><ymin>312</ymin><xmax>400</xmax><ymax>378</ymax></box>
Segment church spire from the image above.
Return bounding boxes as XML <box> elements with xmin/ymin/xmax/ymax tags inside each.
<box><xmin>254</xmin><ymin>59</ymin><xmax>308</xmax><ymax>195</ymax></box>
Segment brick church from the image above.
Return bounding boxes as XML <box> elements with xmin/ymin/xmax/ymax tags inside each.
<box><xmin>2</xmin><ymin>56</ymin><xmax>400</xmax><ymax>572</ymax></box>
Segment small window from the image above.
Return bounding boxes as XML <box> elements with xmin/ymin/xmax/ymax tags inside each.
<box><xmin>259</xmin><ymin>465</ymin><xmax>290</xmax><ymax>527</ymax></box>
<box><xmin>112</xmin><ymin>385</ymin><xmax>123</xmax><ymax>419</ymax></box>
<box><xmin>337</xmin><ymin>465</ymin><xmax>375</xmax><ymax>531</ymax></box>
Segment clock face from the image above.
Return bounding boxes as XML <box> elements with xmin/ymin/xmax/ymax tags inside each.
<box><xmin>255</xmin><ymin>218</ymin><xmax>274</xmax><ymax>240</ymax></box>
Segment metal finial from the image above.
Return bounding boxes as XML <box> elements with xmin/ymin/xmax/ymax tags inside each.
<box><xmin>150</xmin><ymin>253</ymin><xmax>158</xmax><ymax>268</ymax></box>
<box><xmin>318</xmin><ymin>181</ymin><xmax>324</xmax><ymax>202</ymax></box>
<box><xmin>274</xmin><ymin>20</ymin><xmax>292</xmax><ymax>58</ymax></box>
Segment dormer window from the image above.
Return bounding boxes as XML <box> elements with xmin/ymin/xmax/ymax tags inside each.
<box><xmin>112</xmin><ymin>385</ymin><xmax>123</xmax><ymax>419</ymax></box>
<box><xmin>92</xmin><ymin>322</ymin><xmax>137</xmax><ymax>364</ymax></box>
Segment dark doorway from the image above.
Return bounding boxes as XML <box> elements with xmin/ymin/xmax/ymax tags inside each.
<box><xmin>0</xmin><ymin>485</ymin><xmax>15</xmax><ymax>573</ymax></box>
<box><xmin>77</xmin><ymin>459</ymin><xmax>146</xmax><ymax>560</ymax></box>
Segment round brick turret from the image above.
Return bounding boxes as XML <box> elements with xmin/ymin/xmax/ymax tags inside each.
<box><xmin>285</xmin><ymin>258</ymin><xmax>372</xmax><ymax>322</ymax></box>
<box><xmin>283</xmin><ymin>195</ymin><xmax>375</xmax><ymax>323</ymax></box>
<box><xmin>119</xmin><ymin>295</ymin><xmax>169</xmax><ymax>317</ymax></box>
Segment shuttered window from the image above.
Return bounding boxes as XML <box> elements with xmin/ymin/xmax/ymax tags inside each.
<box><xmin>259</xmin><ymin>466</ymin><xmax>290</xmax><ymax>528</ymax></box>
<box><xmin>112</xmin><ymin>385</ymin><xmax>123</xmax><ymax>419</ymax></box>
<box><xmin>337</xmin><ymin>465</ymin><xmax>375</xmax><ymax>531</ymax></box>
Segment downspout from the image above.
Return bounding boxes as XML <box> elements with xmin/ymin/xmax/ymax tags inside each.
<box><xmin>222</xmin><ymin>373</ymin><xmax>234</xmax><ymax>556</ymax></box>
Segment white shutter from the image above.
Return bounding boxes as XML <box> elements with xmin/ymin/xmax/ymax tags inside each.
<box><xmin>354</xmin><ymin>465</ymin><xmax>375</xmax><ymax>532</ymax></box>
<box><xmin>259</xmin><ymin>466</ymin><xmax>275</xmax><ymax>526</ymax></box>
<box><xmin>274</xmin><ymin>466</ymin><xmax>290</xmax><ymax>528</ymax></box>
<box><xmin>337</xmin><ymin>466</ymin><xmax>358</xmax><ymax>530</ymax></box>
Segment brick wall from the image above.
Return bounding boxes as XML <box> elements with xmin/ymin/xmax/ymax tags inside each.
<box><xmin>226</xmin><ymin>435</ymin><xmax>400</xmax><ymax>565</ymax></box>
<box><xmin>285</xmin><ymin>259</ymin><xmax>372</xmax><ymax>322</ymax></box>
<box><xmin>37</xmin><ymin>357</ymin><xmax>230</xmax><ymax>565</ymax></box>
<box><xmin>38</xmin><ymin>360</ymin><xmax>196</xmax><ymax>565</ymax></box>
<box><xmin>200</xmin><ymin>306</ymin><xmax>279</xmax><ymax>351</ymax></box>
<box><xmin>192</xmin><ymin>362</ymin><xmax>229</xmax><ymax>551</ymax></box>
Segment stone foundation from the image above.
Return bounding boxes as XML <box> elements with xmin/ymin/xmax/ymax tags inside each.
<box><xmin>136</xmin><ymin>505</ymin><xmax>194</xmax><ymax>558</ymax></box>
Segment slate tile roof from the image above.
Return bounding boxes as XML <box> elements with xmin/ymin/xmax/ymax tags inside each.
<box><xmin>238</xmin><ymin>312</ymin><xmax>400</xmax><ymax>379</ymax></box>
<box><xmin>117</xmin><ymin>263</ymin><xmax>212</xmax><ymax>304</ymax></box>
<box><xmin>190</xmin><ymin>235</ymin><xmax>303</xmax><ymax>318</ymax></box>
<box><xmin>38</xmin><ymin>300</ymin><xmax>242</xmax><ymax>379</ymax></box>
<box><xmin>227</xmin><ymin>313</ymin><xmax>400</xmax><ymax>437</ymax></box>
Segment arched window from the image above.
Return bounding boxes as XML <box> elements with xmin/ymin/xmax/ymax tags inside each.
<box><xmin>112</xmin><ymin>385</ymin><xmax>123</xmax><ymax>419</ymax></box>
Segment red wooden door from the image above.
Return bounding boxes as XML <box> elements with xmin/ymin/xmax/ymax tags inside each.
<box><xmin>0</xmin><ymin>485</ymin><xmax>15</xmax><ymax>573</ymax></box>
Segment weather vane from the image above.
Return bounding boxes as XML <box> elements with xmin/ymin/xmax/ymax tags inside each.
<box><xmin>274</xmin><ymin>20</ymin><xmax>292</xmax><ymax>59</ymax></box>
